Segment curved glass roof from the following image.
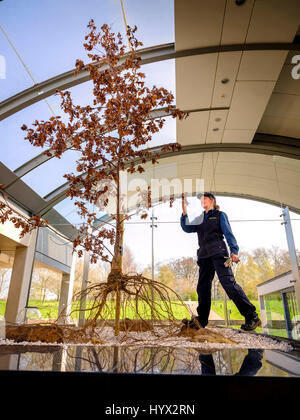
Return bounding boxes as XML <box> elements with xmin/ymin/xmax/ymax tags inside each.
<box><xmin>1</xmin><ymin>0</ymin><xmax>174</xmax><ymax>99</ymax></box>
<box><xmin>1</xmin><ymin>0</ymin><xmax>175</xmax><ymax>175</ymax></box>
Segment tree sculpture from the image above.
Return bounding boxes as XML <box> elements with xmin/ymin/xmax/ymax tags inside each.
<box><xmin>1</xmin><ymin>21</ymin><xmax>243</xmax><ymax>348</ymax></box>
<box><xmin>1</xmin><ymin>20</ymin><xmax>190</xmax><ymax>342</ymax></box>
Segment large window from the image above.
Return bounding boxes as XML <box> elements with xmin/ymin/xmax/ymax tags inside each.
<box><xmin>263</xmin><ymin>289</ymin><xmax>299</xmax><ymax>339</ymax></box>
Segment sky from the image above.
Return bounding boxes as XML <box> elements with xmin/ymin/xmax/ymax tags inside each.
<box><xmin>0</xmin><ymin>0</ymin><xmax>299</xmax><ymax>272</ymax></box>
<box><xmin>0</xmin><ymin>0</ymin><xmax>176</xmax><ymax>193</ymax></box>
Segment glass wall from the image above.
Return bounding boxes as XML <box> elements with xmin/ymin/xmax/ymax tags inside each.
<box><xmin>0</xmin><ymin>250</ymin><xmax>15</xmax><ymax>321</ymax></box>
<box><xmin>283</xmin><ymin>290</ymin><xmax>299</xmax><ymax>339</ymax></box>
<box><xmin>264</xmin><ymin>291</ymin><xmax>285</xmax><ymax>337</ymax></box>
<box><xmin>263</xmin><ymin>289</ymin><xmax>299</xmax><ymax>339</ymax></box>
<box><xmin>26</xmin><ymin>263</ymin><xmax>63</xmax><ymax>322</ymax></box>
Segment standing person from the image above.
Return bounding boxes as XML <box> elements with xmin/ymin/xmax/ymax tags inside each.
<box><xmin>180</xmin><ymin>192</ymin><xmax>261</xmax><ymax>331</ymax></box>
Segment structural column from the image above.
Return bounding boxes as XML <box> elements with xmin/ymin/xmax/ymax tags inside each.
<box><xmin>5</xmin><ymin>228</ymin><xmax>38</xmax><ymax>325</ymax></box>
<box><xmin>0</xmin><ymin>354</ymin><xmax>19</xmax><ymax>370</ymax></box>
<box><xmin>52</xmin><ymin>348</ymin><xmax>67</xmax><ymax>371</ymax></box>
<box><xmin>258</xmin><ymin>294</ymin><xmax>267</xmax><ymax>332</ymax></box>
<box><xmin>78</xmin><ymin>249</ymin><xmax>90</xmax><ymax>327</ymax></box>
<box><xmin>57</xmin><ymin>252</ymin><xmax>76</xmax><ymax>324</ymax></box>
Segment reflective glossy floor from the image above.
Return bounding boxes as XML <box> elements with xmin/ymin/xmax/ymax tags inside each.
<box><xmin>0</xmin><ymin>345</ymin><xmax>299</xmax><ymax>377</ymax></box>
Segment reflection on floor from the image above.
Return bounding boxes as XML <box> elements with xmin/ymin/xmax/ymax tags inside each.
<box><xmin>0</xmin><ymin>345</ymin><xmax>299</xmax><ymax>377</ymax></box>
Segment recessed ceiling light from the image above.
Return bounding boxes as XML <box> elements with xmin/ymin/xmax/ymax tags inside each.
<box><xmin>235</xmin><ymin>0</ymin><xmax>247</xmax><ymax>5</ymax></box>
<box><xmin>221</xmin><ymin>78</ymin><xmax>230</xmax><ymax>84</ymax></box>
<box><xmin>212</xmin><ymin>128</ymin><xmax>219</xmax><ymax>132</ymax></box>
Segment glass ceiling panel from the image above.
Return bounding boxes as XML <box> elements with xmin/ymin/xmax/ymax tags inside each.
<box><xmin>0</xmin><ymin>0</ymin><xmax>123</xmax><ymax>99</ymax></box>
<box><xmin>21</xmin><ymin>147</ymin><xmax>82</xmax><ymax>197</ymax></box>
<box><xmin>1</xmin><ymin>0</ymin><xmax>174</xmax><ymax>102</ymax></box>
<box><xmin>122</xmin><ymin>0</ymin><xmax>174</xmax><ymax>48</ymax></box>
<box><xmin>142</xmin><ymin>60</ymin><xmax>175</xmax><ymax>97</ymax></box>
<box><xmin>1</xmin><ymin>78</ymin><xmax>98</xmax><ymax>171</ymax></box>
<box><xmin>0</xmin><ymin>95</ymin><xmax>62</xmax><ymax>170</ymax></box>
<box><xmin>1</xmin><ymin>0</ymin><xmax>176</xmax><ymax>187</ymax></box>
<box><xmin>19</xmin><ymin>114</ymin><xmax>176</xmax><ymax>198</ymax></box>
<box><xmin>53</xmin><ymin>196</ymin><xmax>106</xmax><ymax>229</ymax></box>
<box><xmin>1</xmin><ymin>55</ymin><xmax>176</xmax><ymax>198</ymax></box>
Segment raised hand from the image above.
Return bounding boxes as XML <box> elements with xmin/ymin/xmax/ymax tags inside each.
<box><xmin>181</xmin><ymin>193</ymin><xmax>188</xmax><ymax>215</ymax></box>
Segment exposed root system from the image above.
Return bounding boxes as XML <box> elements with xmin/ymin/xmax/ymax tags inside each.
<box><xmin>119</xmin><ymin>318</ymin><xmax>153</xmax><ymax>332</ymax></box>
<box><xmin>3</xmin><ymin>273</ymin><xmax>238</xmax><ymax>346</ymax></box>
<box><xmin>5</xmin><ymin>324</ymin><xmax>105</xmax><ymax>345</ymax></box>
<box><xmin>6</xmin><ymin>325</ymin><xmax>64</xmax><ymax>344</ymax></box>
<box><xmin>178</xmin><ymin>325</ymin><xmax>238</xmax><ymax>345</ymax></box>
<box><xmin>71</xmin><ymin>272</ymin><xmax>189</xmax><ymax>339</ymax></box>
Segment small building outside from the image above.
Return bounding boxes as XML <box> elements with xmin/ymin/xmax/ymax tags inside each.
<box><xmin>257</xmin><ymin>267</ymin><xmax>300</xmax><ymax>339</ymax></box>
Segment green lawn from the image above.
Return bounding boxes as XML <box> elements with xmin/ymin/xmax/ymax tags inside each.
<box><xmin>0</xmin><ymin>299</ymin><xmax>190</xmax><ymax>320</ymax></box>
<box><xmin>5</xmin><ymin>298</ymin><xmax>287</xmax><ymax>324</ymax></box>
<box><xmin>0</xmin><ymin>298</ymin><xmax>262</xmax><ymax>321</ymax></box>
<box><xmin>211</xmin><ymin>300</ymin><xmax>260</xmax><ymax>320</ymax></box>
<box><xmin>0</xmin><ymin>301</ymin><xmax>6</xmax><ymax>318</ymax></box>
<box><xmin>72</xmin><ymin>299</ymin><xmax>190</xmax><ymax>320</ymax></box>
<box><xmin>264</xmin><ymin>298</ymin><xmax>285</xmax><ymax>319</ymax></box>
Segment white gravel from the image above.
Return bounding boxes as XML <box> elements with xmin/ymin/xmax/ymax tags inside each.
<box><xmin>0</xmin><ymin>326</ymin><xmax>293</xmax><ymax>352</ymax></box>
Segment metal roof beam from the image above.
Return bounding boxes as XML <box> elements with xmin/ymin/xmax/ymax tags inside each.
<box><xmin>12</xmin><ymin>106</ymin><xmax>229</xmax><ymax>181</ymax></box>
<box><xmin>38</xmin><ymin>136</ymin><xmax>300</xmax><ymax>216</ymax></box>
<box><xmin>1</xmin><ymin>41</ymin><xmax>300</xmax><ymax>121</ymax></box>
<box><xmin>0</xmin><ymin>161</ymin><xmax>78</xmax><ymax>240</ymax></box>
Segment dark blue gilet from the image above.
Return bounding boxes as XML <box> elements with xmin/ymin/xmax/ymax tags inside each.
<box><xmin>196</xmin><ymin>209</ymin><xmax>228</xmax><ymax>258</ymax></box>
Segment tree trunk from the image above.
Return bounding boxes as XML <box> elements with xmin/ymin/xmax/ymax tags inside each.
<box><xmin>114</xmin><ymin>286</ymin><xmax>121</xmax><ymax>337</ymax></box>
<box><xmin>112</xmin><ymin>214</ymin><xmax>125</xmax><ymax>336</ymax></box>
<box><xmin>42</xmin><ymin>287</ymin><xmax>46</xmax><ymax>304</ymax></box>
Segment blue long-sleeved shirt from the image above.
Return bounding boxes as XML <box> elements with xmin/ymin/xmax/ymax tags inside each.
<box><xmin>180</xmin><ymin>210</ymin><xmax>239</xmax><ymax>255</ymax></box>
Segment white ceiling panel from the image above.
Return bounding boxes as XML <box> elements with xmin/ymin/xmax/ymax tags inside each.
<box><xmin>221</xmin><ymin>0</ymin><xmax>255</xmax><ymax>45</ymax></box>
<box><xmin>273</xmin><ymin>155</ymin><xmax>300</xmax><ymax>172</ymax></box>
<box><xmin>172</xmin><ymin>0</ymin><xmax>300</xmax><ymax>211</ymax></box>
<box><xmin>175</xmin><ymin>54</ymin><xmax>218</xmax><ymax>109</ymax></box>
<box><xmin>139</xmin><ymin>152</ymin><xmax>300</xmax><ymax>211</ymax></box>
<box><xmin>176</xmin><ymin>111</ymin><xmax>210</xmax><ymax>145</ymax></box>
<box><xmin>206</xmin><ymin>109</ymin><xmax>228</xmax><ymax>143</ymax></box>
<box><xmin>215</xmin><ymin>181</ymin><xmax>283</xmax><ymax>202</ymax></box>
<box><xmin>225</xmin><ymin>80</ymin><xmax>276</xmax><ymax>132</ymax></box>
<box><xmin>237</xmin><ymin>51</ymin><xmax>288</xmax><ymax>81</ymax></box>
<box><xmin>199</xmin><ymin>152</ymin><xmax>217</xmax><ymax>188</ymax></box>
<box><xmin>174</xmin><ymin>0</ymin><xmax>225</xmax><ymax>51</ymax></box>
<box><xmin>211</xmin><ymin>51</ymin><xmax>242</xmax><ymax>107</ymax></box>
<box><xmin>273</xmin><ymin>168</ymin><xmax>300</xmax><ymax>186</ymax></box>
<box><xmin>216</xmin><ymin>152</ymin><xmax>273</xmax><ymax>164</ymax></box>
<box><xmin>262</xmin><ymin>93</ymin><xmax>300</xmax><ymax>120</ymax></box>
<box><xmin>246</xmin><ymin>0</ymin><xmax>300</xmax><ymax>43</ymax></box>
<box><xmin>258</xmin><ymin>115</ymin><xmax>300</xmax><ymax>139</ymax></box>
<box><xmin>215</xmin><ymin>173</ymin><xmax>278</xmax><ymax>191</ymax></box>
<box><xmin>216</xmin><ymin>160</ymin><xmax>278</xmax><ymax>179</ymax></box>
<box><xmin>222</xmin><ymin>129</ymin><xmax>256</xmax><ymax>143</ymax></box>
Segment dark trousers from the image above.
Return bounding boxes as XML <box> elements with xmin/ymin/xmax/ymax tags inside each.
<box><xmin>196</xmin><ymin>252</ymin><xmax>257</xmax><ymax>327</ymax></box>
<box><xmin>199</xmin><ymin>349</ymin><xmax>263</xmax><ymax>376</ymax></box>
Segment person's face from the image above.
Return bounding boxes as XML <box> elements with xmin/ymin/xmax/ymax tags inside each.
<box><xmin>200</xmin><ymin>196</ymin><xmax>214</xmax><ymax>210</ymax></box>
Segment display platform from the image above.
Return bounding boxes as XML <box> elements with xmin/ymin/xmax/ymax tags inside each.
<box><xmin>0</xmin><ymin>339</ymin><xmax>299</xmax><ymax>402</ymax></box>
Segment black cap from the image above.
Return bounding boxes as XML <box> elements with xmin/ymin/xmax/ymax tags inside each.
<box><xmin>197</xmin><ymin>192</ymin><xmax>216</xmax><ymax>201</ymax></box>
